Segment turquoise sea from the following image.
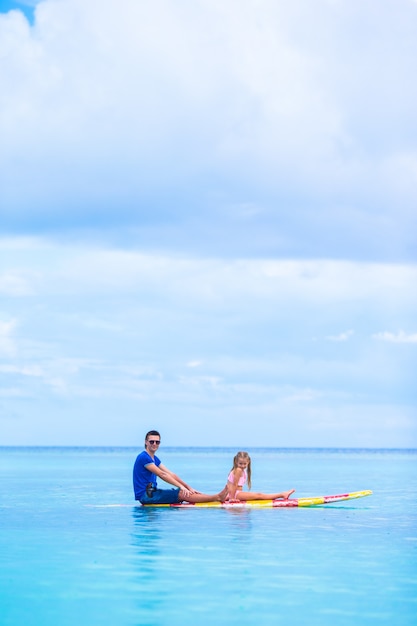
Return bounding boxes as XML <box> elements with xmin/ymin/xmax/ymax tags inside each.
<box><xmin>0</xmin><ymin>447</ymin><xmax>416</xmax><ymax>625</ymax></box>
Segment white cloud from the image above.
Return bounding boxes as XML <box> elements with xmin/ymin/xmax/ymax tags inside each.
<box><xmin>1</xmin><ymin>1</ymin><xmax>416</xmax><ymax>446</ymax></box>
<box><xmin>3</xmin><ymin>237</ymin><xmax>413</xmax><ymax>307</ymax></box>
<box><xmin>373</xmin><ymin>331</ymin><xmax>417</xmax><ymax>344</ymax></box>
<box><xmin>0</xmin><ymin>0</ymin><xmax>339</xmax><ymax>163</ymax></box>
<box><xmin>0</xmin><ymin>354</ymin><xmax>107</xmax><ymax>398</ymax></box>
<box><xmin>0</xmin><ymin>387</ymin><xmax>29</xmax><ymax>398</ymax></box>
<box><xmin>326</xmin><ymin>330</ymin><xmax>354</xmax><ymax>342</ymax></box>
<box><xmin>1</xmin><ymin>0</ymin><xmax>416</xmax><ymax>262</ymax></box>
<box><xmin>0</xmin><ymin>364</ymin><xmax>43</xmax><ymax>376</ymax></box>
<box><xmin>0</xmin><ymin>271</ymin><xmax>36</xmax><ymax>296</ymax></box>
<box><xmin>0</xmin><ymin>319</ymin><xmax>18</xmax><ymax>356</ymax></box>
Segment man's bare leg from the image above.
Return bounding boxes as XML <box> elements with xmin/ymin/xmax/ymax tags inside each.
<box><xmin>179</xmin><ymin>485</ymin><xmax>229</xmax><ymax>503</ymax></box>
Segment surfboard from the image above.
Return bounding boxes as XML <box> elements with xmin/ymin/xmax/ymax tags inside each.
<box><xmin>141</xmin><ymin>489</ymin><xmax>372</xmax><ymax>508</ymax></box>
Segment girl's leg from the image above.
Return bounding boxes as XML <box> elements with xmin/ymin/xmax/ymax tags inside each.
<box><xmin>236</xmin><ymin>489</ymin><xmax>295</xmax><ymax>501</ymax></box>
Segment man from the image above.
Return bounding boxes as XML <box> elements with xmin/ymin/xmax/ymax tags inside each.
<box><xmin>133</xmin><ymin>430</ymin><xmax>228</xmax><ymax>505</ymax></box>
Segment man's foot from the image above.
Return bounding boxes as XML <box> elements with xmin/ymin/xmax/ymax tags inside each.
<box><xmin>282</xmin><ymin>489</ymin><xmax>295</xmax><ymax>499</ymax></box>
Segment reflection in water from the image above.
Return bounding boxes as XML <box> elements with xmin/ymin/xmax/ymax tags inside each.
<box><xmin>223</xmin><ymin>508</ymin><xmax>253</xmax><ymax>545</ymax></box>
<box><xmin>131</xmin><ymin>505</ymin><xmax>163</xmax><ymax>555</ymax></box>
<box><xmin>130</xmin><ymin>506</ymin><xmax>166</xmax><ymax>620</ymax></box>
<box><xmin>128</xmin><ymin>505</ymin><xmax>258</xmax><ymax>621</ymax></box>
<box><xmin>225</xmin><ymin>507</ymin><xmax>252</xmax><ymax>520</ymax></box>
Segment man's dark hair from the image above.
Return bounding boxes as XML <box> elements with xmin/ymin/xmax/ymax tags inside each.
<box><xmin>145</xmin><ymin>430</ymin><xmax>161</xmax><ymax>441</ymax></box>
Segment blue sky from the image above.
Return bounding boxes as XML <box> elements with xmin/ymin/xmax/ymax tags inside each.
<box><xmin>1</xmin><ymin>0</ymin><xmax>416</xmax><ymax>447</ymax></box>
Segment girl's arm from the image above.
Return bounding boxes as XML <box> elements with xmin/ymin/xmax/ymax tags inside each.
<box><xmin>227</xmin><ymin>468</ymin><xmax>243</xmax><ymax>500</ymax></box>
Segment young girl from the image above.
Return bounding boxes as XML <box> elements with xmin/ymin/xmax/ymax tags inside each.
<box><xmin>227</xmin><ymin>451</ymin><xmax>295</xmax><ymax>501</ymax></box>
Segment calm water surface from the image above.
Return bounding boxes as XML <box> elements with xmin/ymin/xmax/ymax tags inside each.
<box><xmin>0</xmin><ymin>447</ymin><xmax>416</xmax><ymax>625</ymax></box>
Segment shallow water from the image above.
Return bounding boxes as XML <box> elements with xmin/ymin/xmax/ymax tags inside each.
<box><xmin>1</xmin><ymin>447</ymin><xmax>416</xmax><ymax>625</ymax></box>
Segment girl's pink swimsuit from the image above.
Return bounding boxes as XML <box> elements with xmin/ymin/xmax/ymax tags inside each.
<box><xmin>227</xmin><ymin>469</ymin><xmax>247</xmax><ymax>487</ymax></box>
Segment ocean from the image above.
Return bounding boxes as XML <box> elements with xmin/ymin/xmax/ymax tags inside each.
<box><xmin>0</xmin><ymin>447</ymin><xmax>416</xmax><ymax>625</ymax></box>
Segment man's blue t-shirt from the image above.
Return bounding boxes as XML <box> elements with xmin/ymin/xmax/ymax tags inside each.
<box><xmin>133</xmin><ymin>451</ymin><xmax>161</xmax><ymax>500</ymax></box>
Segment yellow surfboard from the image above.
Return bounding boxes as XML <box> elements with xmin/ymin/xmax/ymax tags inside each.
<box><xmin>142</xmin><ymin>489</ymin><xmax>373</xmax><ymax>508</ymax></box>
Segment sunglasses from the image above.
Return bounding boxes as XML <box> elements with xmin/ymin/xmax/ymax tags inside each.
<box><xmin>148</xmin><ymin>440</ymin><xmax>160</xmax><ymax>445</ymax></box>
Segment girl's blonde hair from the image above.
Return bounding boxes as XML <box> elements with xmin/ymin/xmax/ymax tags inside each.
<box><xmin>230</xmin><ymin>451</ymin><xmax>252</xmax><ymax>489</ymax></box>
